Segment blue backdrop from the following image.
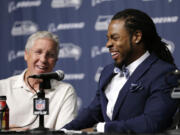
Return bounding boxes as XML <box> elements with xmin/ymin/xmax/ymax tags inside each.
<box><xmin>0</xmin><ymin>0</ymin><xmax>180</xmax><ymax>110</ymax></box>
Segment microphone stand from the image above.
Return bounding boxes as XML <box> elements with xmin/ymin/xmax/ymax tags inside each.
<box><xmin>29</xmin><ymin>79</ymin><xmax>50</xmax><ymax>133</ymax></box>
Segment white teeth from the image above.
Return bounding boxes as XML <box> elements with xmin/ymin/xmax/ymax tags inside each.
<box><xmin>38</xmin><ymin>66</ymin><xmax>46</xmax><ymax>69</ymax></box>
<box><xmin>111</xmin><ymin>52</ymin><xmax>117</xmax><ymax>56</ymax></box>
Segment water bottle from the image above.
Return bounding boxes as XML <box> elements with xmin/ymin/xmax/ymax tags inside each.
<box><xmin>0</xmin><ymin>96</ymin><xmax>9</xmax><ymax>130</ymax></box>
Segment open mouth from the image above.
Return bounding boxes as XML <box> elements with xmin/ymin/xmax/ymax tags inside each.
<box><xmin>36</xmin><ymin>65</ymin><xmax>48</xmax><ymax>72</ymax></box>
<box><xmin>111</xmin><ymin>52</ymin><xmax>120</xmax><ymax>59</ymax></box>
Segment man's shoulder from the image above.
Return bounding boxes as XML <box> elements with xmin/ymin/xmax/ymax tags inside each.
<box><xmin>0</xmin><ymin>74</ymin><xmax>20</xmax><ymax>84</ymax></box>
<box><xmin>51</xmin><ymin>80</ymin><xmax>75</xmax><ymax>92</ymax></box>
<box><xmin>151</xmin><ymin>58</ymin><xmax>177</xmax><ymax>72</ymax></box>
<box><xmin>148</xmin><ymin>52</ymin><xmax>176</xmax><ymax>69</ymax></box>
<box><xmin>0</xmin><ymin>74</ymin><xmax>21</xmax><ymax>94</ymax></box>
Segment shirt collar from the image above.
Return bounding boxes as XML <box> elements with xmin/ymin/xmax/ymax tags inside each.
<box><xmin>13</xmin><ymin>69</ymin><xmax>28</xmax><ymax>89</ymax></box>
<box><xmin>126</xmin><ymin>51</ymin><xmax>150</xmax><ymax>75</ymax></box>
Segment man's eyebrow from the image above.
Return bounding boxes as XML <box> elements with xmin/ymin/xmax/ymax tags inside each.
<box><xmin>111</xmin><ymin>34</ymin><xmax>119</xmax><ymax>38</ymax></box>
<box><xmin>106</xmin><ymin>33</ymin><xmax>119</xmax><ymax>38</ymax></box>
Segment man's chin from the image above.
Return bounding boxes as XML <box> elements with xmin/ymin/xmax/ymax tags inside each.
<box><xmin>114</xmin><ymin>61</ymin><xmax>123</xmax><ymax>68</ymax></box>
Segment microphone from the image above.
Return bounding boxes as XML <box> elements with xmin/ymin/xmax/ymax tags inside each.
<box><xmin>29</xmin><ymin>70</ymin><xmax>64</xmax><ymax>81</ymax></box>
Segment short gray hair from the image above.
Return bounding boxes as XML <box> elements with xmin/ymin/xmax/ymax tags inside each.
<box><xmin>25</xmin><ymin>31</ymin><xmax>60</xmax><ymax>58</ymax></box>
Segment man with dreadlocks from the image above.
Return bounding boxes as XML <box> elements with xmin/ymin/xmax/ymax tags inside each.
<box><xmin>63</xmin><ymin>9</ymin><xmax>178</xmax><ymax>133</ymax></box>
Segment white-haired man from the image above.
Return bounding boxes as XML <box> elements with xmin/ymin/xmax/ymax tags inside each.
<box><xmin>0</xmin><ymin>31</ymin><xmax>77</xmax><ymax>130</ymax></box>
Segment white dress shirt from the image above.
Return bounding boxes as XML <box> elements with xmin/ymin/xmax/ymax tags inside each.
<box><xmin>96</xmin><ymin>51</ymin><xmax>150</xmax><ymax>132</ymax></box>
<box><xmin>0</xmin><ymin>69</ymin><xmax>78</xmax><ymax>130</ymax></box>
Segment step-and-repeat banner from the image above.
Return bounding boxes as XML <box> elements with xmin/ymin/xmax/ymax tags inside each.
<box><xmin>0</xmin><ymin>0</ymin><xmax>180</xmax><ymax>110</ymax></box>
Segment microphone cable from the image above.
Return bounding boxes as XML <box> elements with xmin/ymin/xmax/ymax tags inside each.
<box><xmin>27</xmin><ymin>76</ymin><xmax>38</xmax><ymax>95</ymax></box>
<box><xmin>9</xmin><ymin>115</ymin><xmax>38</xmax><ymax>130</ymax></box>
<box><xmin>9</xmin><ymin>77</ymin><xmax>40</xmax><ymax>130</ymax></box>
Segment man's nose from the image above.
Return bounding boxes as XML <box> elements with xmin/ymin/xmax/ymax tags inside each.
<box><xmin>106</xmin><ymin>39</ymin><xmax>113</xmax><ymax>48</ymax></box>
<box><xmin>40</xmin><ymin>53</ymin><xmax>47</xmax><ymax>62</ymax></box>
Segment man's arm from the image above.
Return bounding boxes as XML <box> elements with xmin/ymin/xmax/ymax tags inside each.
<box><xmin>105</xmin><ymin>89</ymin><xmax>177</xmax><ymax>133</ymax></box>
<box><xmin>104</xmin><ymin>69</ymin><xmax>179</xmax><ymax>133</ymax></box>
<box><xmin>55</xmin><ymin>85</ymin><xmax>78</xmax><ymax>129</ymax></box>
<box><xmin>63</xmin><ymin>89</ymin><xmax>104</xmax><ymax>130</ymax></box>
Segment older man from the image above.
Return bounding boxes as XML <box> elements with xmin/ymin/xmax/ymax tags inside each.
<box><xmin>0</xmin><ymin>31</ymin><xmax>77</xmax><ymax>130</ymax></box>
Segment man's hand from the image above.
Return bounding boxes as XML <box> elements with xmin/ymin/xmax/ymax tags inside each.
<box><xmin>9</xmin><ymin>125</ymin><xmax>29</xmax><ymax>131</ymax></box>
<box><xmin>81</xmin><ymin>127</ymin><xmax>94</xmax><ymax>132</ymax></box>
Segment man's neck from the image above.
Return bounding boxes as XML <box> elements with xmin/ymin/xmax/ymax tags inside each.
<box><xmin>24</xmin><ymin>71</ymin><xmax>42</xmax><ymax>92</ymax></box>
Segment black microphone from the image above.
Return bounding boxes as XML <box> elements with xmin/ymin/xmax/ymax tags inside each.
<box><xmin>29</xmin><ymin>70</ymin><xmax>64</xmax><ymax>81</ymax></box>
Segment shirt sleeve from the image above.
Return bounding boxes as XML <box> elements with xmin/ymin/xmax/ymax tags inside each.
<box><xmin>96</xmin><ymin>122</ymin><xmax>105</xmax><ymax>132</ymax></box>
<box><xmin>55</xmin><ymin>84</ymin><xmax>78</xmax><ymax>130</ymax></box>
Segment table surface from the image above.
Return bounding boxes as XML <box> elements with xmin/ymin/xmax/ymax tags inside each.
<box><xmin>0</xmin><ymin>129</ymin><xmax>180</xmax><ymax>135</ymax></box>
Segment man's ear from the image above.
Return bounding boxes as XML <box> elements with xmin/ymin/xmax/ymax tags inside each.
<box><xmin>132</xmin><ymin>30</ymin><xmax>142</xmax><ymax>44</ymax></box>
<box><xmin>24</xmin><ymin>50</ymin><xmax>28</xmax><ymax>61</ymax></box>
